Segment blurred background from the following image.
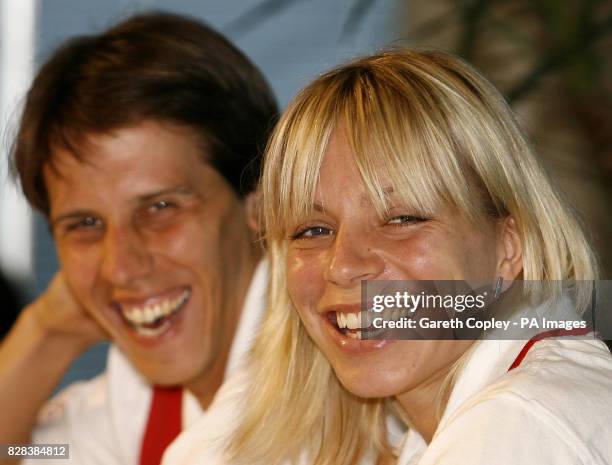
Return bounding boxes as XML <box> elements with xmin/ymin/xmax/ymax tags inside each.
<box><xmin>1</xmin><ymin>0</ymin><xmax>611</xmax><ymax>388</ymax></box>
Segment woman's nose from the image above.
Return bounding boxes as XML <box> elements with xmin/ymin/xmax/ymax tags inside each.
<box><xmin>324</xmin><ymin>227</ymin><xmax>383</xmax><ymax>287</ymax></box>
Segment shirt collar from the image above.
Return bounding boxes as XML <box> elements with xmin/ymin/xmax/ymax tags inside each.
<box><xmin>224</xmin><ymin>259</ymin><xmax>268</xmax><ymax>379</ymax></box>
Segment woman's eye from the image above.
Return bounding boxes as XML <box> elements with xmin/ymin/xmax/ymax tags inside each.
<box><xmin>291</xmin><ymin>226</ymin><xmax>333</xmax><ymax>239</ymax></box>
<box><xmin>386</xmin><ymin>215</ymin><xmax>428</xmax><ymax>226</ymax></box>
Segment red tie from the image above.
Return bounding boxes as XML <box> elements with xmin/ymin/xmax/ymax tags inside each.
<box><xmin>139</xmin><ymin>386</ymin><xmax>183</xmax><ymax>465</ymax></box>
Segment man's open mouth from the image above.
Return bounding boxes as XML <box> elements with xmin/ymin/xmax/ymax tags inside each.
<box><xmin>117</xmin><ymin>288</ymin><xmax>191</xmax><ymax>338</ymax></box>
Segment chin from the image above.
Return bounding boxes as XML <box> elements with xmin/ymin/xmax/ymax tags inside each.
<box><xmin>135</xmin><ymin>357</ymin><xmax>203</xmax><ymax>387</ymax></box>
<box><xmin>333</xmin><ymin>365</ymin><xmax>403</xmax><ymax>399</ymax></box>
<box><xmin>338</xmin><ymin>377</ymin><xmax>400</xmax><ymax>399</ymax></box>
<box><xmin>148</xmin><ymin>370</ymin><xmax>189</xmax><ymax>386</ymax></box>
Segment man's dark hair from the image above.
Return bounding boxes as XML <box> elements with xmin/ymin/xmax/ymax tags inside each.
<box><xmin>11</xmin><ymin>11</ymin><xmax>278</xmax><ymax>215</ymax></box>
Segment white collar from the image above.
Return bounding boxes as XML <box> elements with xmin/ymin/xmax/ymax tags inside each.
<box><xmin>224</xmin><ymin>259</ymin><xmax>268</xmax><ymax>379</ymax></box>
<box><xmin>397</xmin><ymin>295</ymin><xmax>578</xmax><ymax>464</ymax></box>
<box><xmin>396</xmin><ymin>338</ymin><xmax>525</xmax><ymax>465</ymax></box>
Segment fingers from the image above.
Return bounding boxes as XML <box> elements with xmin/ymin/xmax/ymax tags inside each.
<box><xmin>29</xmin><ymin>272</ymin><xmax>109</xmax><ymax>346</ymax></box>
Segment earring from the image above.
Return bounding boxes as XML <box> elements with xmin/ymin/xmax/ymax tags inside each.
<box><xmin>494</xmin><ymin>276</ymin><xmax>503</xmax><ymax>299</ymax></box>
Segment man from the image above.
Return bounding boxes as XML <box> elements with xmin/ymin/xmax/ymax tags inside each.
<box><xmin>0</xmin><ymin>12</ymin><xmax>277</xmax><ymax>465</ymax></box>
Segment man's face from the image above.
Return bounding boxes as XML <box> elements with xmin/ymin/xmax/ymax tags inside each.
<box><xmin>44</xmin><ymin>120</ymin><xmax>259</xmax><ymax>391</ymax></box>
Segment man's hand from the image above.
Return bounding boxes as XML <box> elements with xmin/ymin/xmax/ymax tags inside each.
<box><xmin>0</xmin><ymin>273</ymin><xmax>109</xmax><ymax>448</ymax></box>
<box><xmin>26</xmin><ymin>272</ymin><xmax>108</xmax><ymax>351</ymax></box>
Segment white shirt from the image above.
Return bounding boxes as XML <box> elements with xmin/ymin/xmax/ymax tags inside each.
<box><xmin>27</xmin><ymin>260</ymin><xmax>268</xmax><ymax>465</ymax></box>
<box><xmin>164</xmin><ymin>307</ymin><xmax>612</xmax><ymax>465</ymax></box>
<box><xmin>397</xmin><ymin>336</ymin><xmax>612</xmax><ymax>465</ymax></box>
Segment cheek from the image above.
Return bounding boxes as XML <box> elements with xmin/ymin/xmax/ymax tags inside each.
<box><xmin>56</xmin><ymin>244</ymin><xmax>99</xmax><ymax>301</ymax></box>
<box><xmin>158</xmin><ymin>218</ymin><xmax>202</xmax><ymax>248</ymax></box>
<box><xmin>150</xmin><ymin>220</ymin><xmax>220</xmax><ymax>271</ymax></box>
<box><xmin>381</xmin><ymin>236</ymin><xmax>446</xmax><ymax>279</ymax></box>
<box><xmin>286</xmin><ymin>250</ymin><xmax>326</xmax><ymax>314</ymax></box>
<box><xmin>383</xmin><ymin>231</ymin><xmax>495</xmax><ymax>281</ymax></box>
<box><xmin>452</xmin><ymin>232</ymin><xmax>499</xmax><ymax>280</ymax></box>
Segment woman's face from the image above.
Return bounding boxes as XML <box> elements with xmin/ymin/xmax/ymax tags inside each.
<box><xmin>286</xmin><ymin>128</ymin><xmax>513</xmax><ymax>399</ymax></box>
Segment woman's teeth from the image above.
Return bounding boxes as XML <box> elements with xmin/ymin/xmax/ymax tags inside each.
<box><xmin>336</xmin><ymin>312</ymin><xmax>364</xmax><ymax>330</ymax></box>
<box><xmin>335</xmin><ymin>308</ymin><xmax>408</xmax><ymax>330</ymax></box>
<box><xmin>335</xmin><ymin>308</ymin><xmax>409</xmax><ymax>340</ymax></box>
<box><xmin>121</xmin><ymin>289</ymin><xmax>191</xmax><ymax>336</ymax></box>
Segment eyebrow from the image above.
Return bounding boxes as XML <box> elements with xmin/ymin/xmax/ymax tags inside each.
<box><xmin>135</xmin><ymin>185</ymin><xmax>195</xmax><ymax>203</ymax></box>
<box><xmin>50</xmin><ymin>185</ymin><xmax>195</xmax><ymax>229</ymax></box>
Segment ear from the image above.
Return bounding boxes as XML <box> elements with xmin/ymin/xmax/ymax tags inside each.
<box><xmin>244</xmin><ymin>189</ymin><xmax>261</xmax><ymax>233</ymax></box>
<box><xmin>496</xmin><ymin>216</ymin><xmax>523</xmax><ymax>284</ymax></box>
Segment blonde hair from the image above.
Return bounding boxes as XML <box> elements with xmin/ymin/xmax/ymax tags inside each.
<box><xmin>228</xmin><ymin>49</ymin><xmax>598</xmax><ymax>465</ymax></box>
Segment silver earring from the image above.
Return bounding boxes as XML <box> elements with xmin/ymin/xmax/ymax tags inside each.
<box><xmin>494</xmin><ymin>276</ymin><xmax>503</xmax><ymax>299</ymax></box>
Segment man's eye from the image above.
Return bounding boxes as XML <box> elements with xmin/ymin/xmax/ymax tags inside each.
<box><xmin>291</xmin><ymin>226</ymin><xmax>333</xmax><ymax>239</ymax></box>
<box><xmin>66</xmin><ymin>217</ymin><xmax>102</xmax><ymax>231</ymax></box>
<box><xmin>136</xmin><ymin>200</ymin><xmax>180</xmax><ymax>227</ymax></box>
<box><xmin>147</xmin><ymin>200</ymin><xmax>176</xmax><ymax>213</ymax></box>
<box><xmin>386</xmin><ymin>215</ymin><xmax>428</xmax><ymax>226</ymax></box>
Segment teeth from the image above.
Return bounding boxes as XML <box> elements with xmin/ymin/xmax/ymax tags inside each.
<box><xmin>134</xmin><ymin>320</ymin><xmax>171</xmax><ymax>338</ymax></box>
<box><xmin>122</xmin><ymin>289</ymin><xmax>190</xmax><ymax>326</ymax></box>
<box><xmin>346</xmin><ymin>330</ymin><xmax>362</xmax><ymax>340</ymax></box>
<box><xmin>346</xmin><ymin>313</ymin><xmax>359</xmax><ymax>329</ymax></box>
<box><xmin>335</xmin><ymin>311</ymin><xmax>374</xmax><ymax>330</ymax></box>
<box><xmin>335</xmin><ymin>308</ymin><xmax>410</xmax><ymax>331</ymax></box>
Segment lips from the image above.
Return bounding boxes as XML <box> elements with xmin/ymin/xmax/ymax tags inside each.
<box><xmin>115</xmin><ymin>288</ymin><xmax>191</xmax><ymax>338</ymax></box>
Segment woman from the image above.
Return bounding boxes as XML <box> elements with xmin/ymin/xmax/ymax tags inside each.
<box><xmin>164</xmin><ymin>50</ymin><xmax>612</xmax><ymax>465</ymax></box>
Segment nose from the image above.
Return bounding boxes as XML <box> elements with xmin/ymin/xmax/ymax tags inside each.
<box><xmin>325</xmin><ymin>226</ymin><xmax>383</xmax><ymax>287</ymax></box>
<box><xmin>100</xmin><ymin>225</ymin><xmax>153</xmax><ymax>286</ymax></box>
